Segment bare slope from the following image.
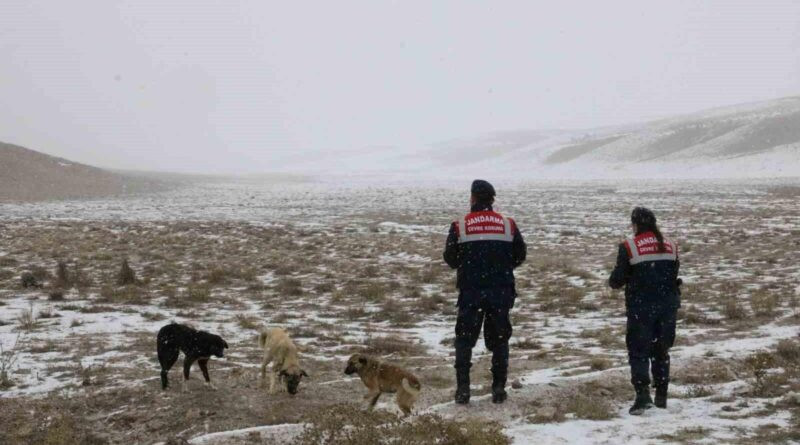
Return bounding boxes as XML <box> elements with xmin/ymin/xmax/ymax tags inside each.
<box><xmin>0</xmin><ymin>142</ymin><xmax>168</xmax><ymax>202</ymax></box>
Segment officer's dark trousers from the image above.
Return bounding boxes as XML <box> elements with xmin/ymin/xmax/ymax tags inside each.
<box><xmin>626</xmin><ymin>304</ymin><xmax>677</xmax><ymax>389</ymax></box>
<box><xmin>454</xmin><ymin>291</ymin><xmax>513</xmax><ymax>377</ymax></box>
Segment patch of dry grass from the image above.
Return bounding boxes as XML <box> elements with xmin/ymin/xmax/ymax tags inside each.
<box><xmin>295</xmin><ymin>404</ymin><xmax>511</xmax><ymax>445</ymax></box>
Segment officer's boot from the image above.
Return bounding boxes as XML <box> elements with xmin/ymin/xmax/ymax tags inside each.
<box><xmin>454</xmin><ymin>340</ymin><xmax>472</xmax><ymax>405</ymax></box>
<box><xmin>455</xmin><ymin>367</ymin><xmax>471</xmax><ymax>404</ymax></box>
<box><xmin>491</xmin><ymin>369</ymin><xmax>507</xmax><ymax>404</ymax></box>
<box><xmin>654</xmin><ymin>383</ymin><xmax>668</xmax><ymax>409</ymax></box>
<box><xmin>652</xmin><ymin>350</ymin><xmax>671</xmax><ymax>409</ymax></box>
<box><xmin>629</xmin><ymin>385</ymin><xmax>654</xmax><ymax>415</ymax></box>
<box><xmin>491</xmin><ymin>342</ymin><xmax>509</xmax><ymax>404</ymax></box>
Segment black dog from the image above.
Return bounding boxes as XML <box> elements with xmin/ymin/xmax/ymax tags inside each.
<box><xmin>157</xmin><ymin>323</ymin><xmax>228</xmax><ymax>391</ymax></box>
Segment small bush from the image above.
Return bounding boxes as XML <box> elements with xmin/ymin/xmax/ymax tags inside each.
<box><xmin>565</xmin><ymin>393</ymin><xmax>617</xmax><ymax>420</ymax></box>
<box><xmin>16</xmin><ymin>305</ymin><xmax>37</xmax><ymax>331</ymax></box>
<box><xmin>117</xmin><ymin>259</ymin><xmax>137</xmax><ymax>286</ymax></box>
<box><xmin>750</xmin><ymin>289</ymin><xmax>779</xmax><ymax>317</ymax></box>
<box><xmin>589</xmin><ymin>357</ymin><xmax>612</xmax><ymax>371</ymax></box>
<box><xmin>236</xmin><ymin>314</ymin><xmax>260</xmax><ymax>330</ymax></box>
<box><xmin>363</xmin><ymin>336</ymin><xmax>425</xmax><ymax>356</ymax></box>
<box><xmin>295</xmin><ymin>404</ymin><xmax>510</xmax><ymax>445</ymax></box>
<box><xmin>275</xmin><ymin>277</ymin><xmax>303</xmax><ymax>296</ymax></box>
<box><xmin>776</xmin><ymin>339</ymin><xmax>800</xmax><ymax>364</ymax></box>
<box><xmin>745</xmin><ymin>352</ymin><xmax>781</xmax><ymax>397</ymax></box>
<box><xmin>372</xmin><ymin>300</ymin><xmax>414</xmax><ymax>326</ymax></box>
<box><xmin>722</xmin><ymin>298</ymin><xmax>747</xmax><ymax>320</ymax></box>
<box><xmin>98</xmin><ymin>285</ymin><xmax>149</xmax><ymax>305</ymax></box>
<box><xmin>20</xmin><ymin>272</ymin><xmax>40</xmax><ymax>289</ymax></box>
<box><xmin>54</xmin><ymin>261</ymin><xmax>70</xmax><ymax>288</ymax></box>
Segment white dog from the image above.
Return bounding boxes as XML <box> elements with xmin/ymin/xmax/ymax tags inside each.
<box><xmin>258</xmin><ymin>328</ymin><xmax>308</xmax><ymax>395</ymax></box>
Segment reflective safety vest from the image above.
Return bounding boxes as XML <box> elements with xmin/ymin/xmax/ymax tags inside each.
<box><xmin>623</xmin><ymin>232</ymin><xmax>677</xmax><ymax>265</ymax></box>
<box><xmin>457</xmin><ymin>211</ymin><xmax>515</xmax><ymax>244</ymax></box>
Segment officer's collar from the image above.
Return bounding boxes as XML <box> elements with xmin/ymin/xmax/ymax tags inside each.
<box><xmin>471</xmin><ymin>203</ymin><xmax>493</xmax><ymax>212</ymax></box>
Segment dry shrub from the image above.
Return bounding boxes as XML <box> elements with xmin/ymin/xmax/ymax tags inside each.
<box><xmin>0</xmin><ymin>257</ymin><xmax>18</xmax><ymax>267</ymax></box>
<box><xmin>565</xmin><ymin>393</ymin><xmax>617</xmax><ymax>420</ymax></box>
<box><xmin>513</xmin><ymin>338</ymin><xmax>542</xmax><ymax>350</ymax></box>
<box><xmin>744</xmin><ymin>352</ymin><xmax>784</xmax><ymax>397</ymax></box>
<box><xmin>16</xmin><ymin>304</ymin><xmax>37</xmax><ymax>331</ymax></box>
<box><xmin>98</xmin><ymin>285</ymin><xmax>149</xmax><ymax>305</ymax></box>
<box><xmin>768</xmin><ymin>185</ymin><xmax>800</xmax><ymax>198</ymax></box>
<box><xmin>528</xmin><ymin>391</ymin><xmax>617</xmax><ymax>424</ymax></box>
<box><xmin>314</xmin><ymin>281</ymin><xmax>335</xmax><ymax>293</ymax></box>
<box><xmin>776</xmin><ymin>339</ymin><xmax>800</xmax><ymax>364</ymax></box>
<box><xmin>674</xmin><ymin>360</ymin><xmax>736</xmax><ymax>385</ymax></box>
<box><xmin>0</xmin><ymin>335</ymin><xmax>20</xmax><ymax>389</ymax></box>
<box><xmin>537</xmin><ymin>281</ymin><xmax>584</xmax><ymax>312</ymax></box>
<box><xmin>359</xmin><ymin>282</ymin><xmax>390</xmax><ymax>302</ymax></box>
<box><xmin>589</xmin><ymin>357</ymin><xmax>612</xmax><ymax>371</ymax></box>
<box><xmin>750</xmin><ymin>289</ymin><xmax>779</xmax><ymax>317</ymax></box>
<box><xmin>166</xmin><ymin>284</ymin><xmax>211</xmax><ymax>307</ymax></box>
<box><xmin>0</xmin><ymin>400</ymin><xmax>104</xmax><ymax>445</ymax></box>
<box><xmin>54</xmin><ymin>261</ymin><xmax>70</xmax><ymax>288</ymax></box>
<box><xmin>418</xmin><ymin>265</ymin><xmax>444</xmax><ymax>284</ymax></box>
<box><xmin>722</xmin><ymin>298</ymin><xmax>747</xmax><ymax>320</ymax></box>
<box><xmin>117</xmin><ymin>259</ymin><xmax>137</xmax><ymax>285</ymax></box>
<box><xmin>30</xmin><ymin>265</ymin><xmax>51</xmax><ymax>282</ymax></box>
<box><xmin>363</xmin><ymin>336</ymin><xmax>425</xmax><ymax>356</ymax></box>
<box><xmin>579</xmin><ymin>327</ymin><xmax>623</xmax><ymax>349</ymax></box>
<box><xmin>657</xmin><ymin>427</ymin><xmax>711</xmax><ymax>443</ymax></box>
<box><xmin>678</xmin><ymin>305</ymin><xmax>720</xmax><ymax>325</ymax></box>
<box><xmin>20</xmin><ymin>272</ymin><xmax>40</xmax><ymax>289</ymax></box>
<box><xmin>205</xmin><ymin>265</ymin><xmax>257</xmax><ymax>285</ymax></box>
<box><xmin>275</xmin><ymin>277</ymin><xmax>303</xmax><ymax>296</ymax></box>
<box><xmin>236</xmin><ymin>314</ymin><xmax>260</xmax><ymax>330</ymax></box>
<box><xmin>372</xmin><ymin>300</ymin><xmax>415</xmax><ymax>326</ymax></box>
<box><xmin>294</xmin><ymin>404</ymin><xmax>510</xmax><ymax>445</ymax></box>
<box><xmin>0</xmin><ymin>268</ymin><xmax>15</xmax><ymax>282</ymax></box>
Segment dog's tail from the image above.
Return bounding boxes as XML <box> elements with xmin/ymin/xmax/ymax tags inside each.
<box><xmin>401</xmin><ymin>378</ymin><xmax>421</xmax><ymax>397</ymax></box>
<box><xmin>258</xmin><ymin>331</ymin><xmax>268</xmax><ymax>348</ymax></box>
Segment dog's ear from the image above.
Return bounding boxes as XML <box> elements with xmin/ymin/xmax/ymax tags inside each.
<box><xmin>301</xmin><ymin>369</ymin><xmax>309</xmax><ymax>378</ymax></box>
<box><xmin>358</xmin><ymin>356</ymin><xmax>367</xmax><ymax>365</ymax></box>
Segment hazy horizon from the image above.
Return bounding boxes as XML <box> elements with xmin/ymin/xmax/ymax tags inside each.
<box><xmin>2</xmin><ymin>1</ymin><xmax>799</xmax><ymax>174</ymax></box>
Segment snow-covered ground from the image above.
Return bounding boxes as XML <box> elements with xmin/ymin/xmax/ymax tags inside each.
<box><xmin>1</xmin><ymin>178</ymin><xmax>798</xmax><ymax>444</ymax></box>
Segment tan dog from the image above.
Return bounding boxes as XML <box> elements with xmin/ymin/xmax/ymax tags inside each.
<box><xmin>344</xmin><ymin>353</ymin><xmax>421</xmax><ymax>415</ymax></box>
<box><xmin>258</xmin><ymin>328</ymin><xmax>307</xmax><ymax>395</ymax></box>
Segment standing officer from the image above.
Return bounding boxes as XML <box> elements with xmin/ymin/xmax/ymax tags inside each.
<box><xmin>443</xmin><ymin>180</ymin><xmax>527</xmax><ymax>404</ymax></box>
<box><xmin>609</xmin><ymin>207</ymin><xmax>681</xmax><ymax>415</ymax></box>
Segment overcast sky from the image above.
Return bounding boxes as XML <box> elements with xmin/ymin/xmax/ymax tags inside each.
<box><xmin>1</xmin><ymin>1</ymin><xmax>799</xmax><ymax>173</ymax></box>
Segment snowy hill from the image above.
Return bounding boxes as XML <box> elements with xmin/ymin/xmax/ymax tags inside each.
<box><xmin>444</xmin><ymin>96</ymin><xmax>800</xmax><ymax>179</ymax></box>
<box><xmin>309</xmin><ymin>96</ymin><xmax>800</xmax><ymax>180</ymax></box>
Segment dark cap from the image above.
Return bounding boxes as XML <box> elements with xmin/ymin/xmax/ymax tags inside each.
<box><xmin>631</xmin><ymin>207</ymin><xmax>656</xmax><ymax>226</ymax></box>
<box><xmin>471</xmin><ymin>179</ymin><xmax>496</xmax><ymax>198</ymax></box>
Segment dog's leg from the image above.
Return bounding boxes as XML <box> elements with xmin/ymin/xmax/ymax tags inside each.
<box><xmin>158</xmin><ymin>347</ymin><xmax>179</xmax><ymax>390</ymax></box>
<box><xmin>397</xmin><ymin>391</ymin><xmax>414</xmax><ymax>416</ymax></box>
<box><xmin>260</xmin><ymin>354</ymin><xmax>272</xmax><ymax>389</ymax></box>
<box><xmin>198</xmin><ymin>359</ymin><xmax>216</xmax><ymax>390</ymax></box>
<box><xmin>182</xmin><ymin>356</ymin><xmax>196</xmax><ymax>393</ymax></box>
<box><xmin>269</xmin><ymin>371</ymin><xmax>279</xmax><ymax>394</ymax></box>
<box><xmin>365</xmin><ymin>389</ymin><xmax>381</xmax><ymax>410</ymax></box>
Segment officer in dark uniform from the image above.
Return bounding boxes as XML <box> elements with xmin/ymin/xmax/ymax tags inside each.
<box><xmin>443</xmin><ymin>180</ymin><xmax>527</xmax><ymax>404</ymax></box>
<box><xmin>609</xmin><ymin>207</ymin><xmax>681</xmax><ymax>415</ymax></box>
